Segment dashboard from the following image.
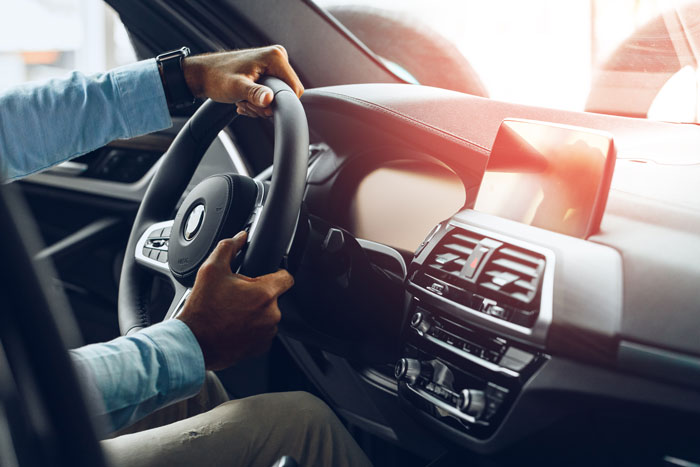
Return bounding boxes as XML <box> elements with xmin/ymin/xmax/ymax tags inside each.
<box><xmin>349</xmin><ymin>161</ymin><xmax>465</xmax><ymax>251</ymax></box>
<box><xmin>292</xmin><ymin>82</ymin><xmax>700</xmax><ymax>461</ymax></box>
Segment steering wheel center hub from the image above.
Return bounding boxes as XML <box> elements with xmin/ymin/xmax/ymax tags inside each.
<box><xmin>184</xmin><ymin>204</ymin><xmax>206</xmax><ymax>241</ymax></box>
<box><xmin>168</xmin><ymin>173</ymin><xmax>258</xmax><ymax>286</ymax></box>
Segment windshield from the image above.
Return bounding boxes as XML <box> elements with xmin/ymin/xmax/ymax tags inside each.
<box><xmin>317</xmin><ymin>0</ymin><xmax>700</xmax><ymax>123</ymax></box>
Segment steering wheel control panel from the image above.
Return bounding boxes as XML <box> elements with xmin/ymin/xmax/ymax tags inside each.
<box><xmin>398</xmin><ymin>221</ymin><xmax>552</xmax><ymax>440</ymax></box>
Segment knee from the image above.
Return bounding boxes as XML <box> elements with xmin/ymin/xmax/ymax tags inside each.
<box><xmin>217</xmin><ymin>391</ymin><xmax>336</xmax><ymax>428</ymax></box>
<box><xmin>275</xmin><ymin>391</ymin><xmax>336</xmax><ymax>426</ymax></box>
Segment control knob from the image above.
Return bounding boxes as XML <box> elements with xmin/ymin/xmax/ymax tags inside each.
<box><xmin>458</xmin><ymin>389</ymin><xmax>486</xmax><ymax>419</ymax></box>
<box><xmin>394</xmin><ymin>358</ymin><xmax>422</xmax><ymax>385</ymax></box>
<box><xmin>410</xmin><ymin>311</ymin><xmax>431</xmax><ymax>335</ymax></box>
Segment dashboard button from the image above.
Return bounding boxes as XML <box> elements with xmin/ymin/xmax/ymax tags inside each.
<box><xmin>410</xmin><ymin>311</ymin><xmax>432</xmax><ymax>335</ymax></box>
<box><xmin>499</xmin><ymin>347</ymin><xmax>534</xmax><ymax>371</ymax></box>
<box><xmin>458</xmin><ymin>389</ymin><xmax>486</xmax><ymax>418</ymax></box>
<box><xmin>487</xmin><ymin>305</ymin><xmax>509</xmax><ymax>319</ymax></box>
<box><xmin>395</xmin><ymin>358</ymin><xmax>422</xmax><ymax>385</ymax></box>
<box><xmin>460</xmin><ymin>245</ymin><xmax>489</xmax><ymax>278</ymax></box>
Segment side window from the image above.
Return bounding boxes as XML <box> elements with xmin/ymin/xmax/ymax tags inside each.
<box><xmin>0</xmin><ymin>1</ymin><xmax>136</xmax><ymax>91</ymax></box>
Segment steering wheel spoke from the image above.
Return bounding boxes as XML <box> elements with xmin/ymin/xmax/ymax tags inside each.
<box><xmin>135</xmin><ymin>220</ymin><xmax>174</xmax><ymax>276</ymax></box>
<box><xmin>245</xmin><ymin>179</ymin><xmax>267</xmax><ymax>240</ymax></box>
<box><xmin>165</xmin><ymin>284</ymin><xmax>191</xmax><ymax>321</ymax></box>
<box><xmin>134</xmin><ymin>220</ymin><xmax>193</xmax><ymax>324</ymax></box>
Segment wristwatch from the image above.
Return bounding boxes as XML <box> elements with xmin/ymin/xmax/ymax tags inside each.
<box><xmin>156</xmin><ymin>47</ymin><xmax>196</xmax><ymax>109</ymax></box>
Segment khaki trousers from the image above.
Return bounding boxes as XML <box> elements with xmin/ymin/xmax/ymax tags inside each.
<box><xmin>102</xmin><ymin>373</ymin><xmax>372</xmax><ymax>467</ymax></box>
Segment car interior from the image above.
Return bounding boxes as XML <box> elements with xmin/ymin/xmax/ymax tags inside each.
<box><xmin>1</xmin><ymin>1</ymin><xmax>700</xmax><ymax>466</ymax></box>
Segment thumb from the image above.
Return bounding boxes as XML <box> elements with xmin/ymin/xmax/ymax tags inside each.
<box><xmin>244</xmin><ymin>80</ymin><xmax>274</xmax><ymax>107</ymax></box>
<box><xmin>208</xmin><ymin>231</ymin><xmax>247</xmax><ymax>266</ymax></box>
<box><xmin>258</xmin><ymin>269</ymin><xmax>295</xmax><ymax>296</ymax></box>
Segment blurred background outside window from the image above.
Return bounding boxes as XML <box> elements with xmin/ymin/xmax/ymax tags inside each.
<box><xmin>319</xmin><ymin>0</ymin><xmax>700</xmax><ymax>123</ymax></box>
<box><xmin>2</xmin><ymin>0</ymin><xmax>699</xmax><ymax>123</ymax></box>
<box><xmin>0</xmin><ymin>0</ymin><xmax>135</xmax><ymax>91</ymax></box>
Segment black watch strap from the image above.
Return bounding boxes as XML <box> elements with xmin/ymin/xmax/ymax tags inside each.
<box><xmin>156</xmin><ymin>47</ymin><xmax>196</xmax><ymax>109</ymax></box>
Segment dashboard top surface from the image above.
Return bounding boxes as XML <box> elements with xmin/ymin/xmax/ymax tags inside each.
<box><xmin>301</xmin><ymin>83</ymin><xmax>700</xmax><ymax>360</ymax></box>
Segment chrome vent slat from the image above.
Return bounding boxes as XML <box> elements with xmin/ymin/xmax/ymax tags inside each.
<box><xmin>435</xmin><ymin>252</ymin><xmax>460</xmax><ymax>264</ymax></box>
<box><xmin>511</xmin><ymin>292</ymin><xmax>532</xmax><ymax>303</ymax></box>
<box><xmin>514</xmin><ymin>279</ymin><xmax>536</xmax><ymax>292</ymax></box>
<box><xmin>444</xmin><ymin>243</ymin><xmax>474</xmax><ymax>256</ymax></box>
<box><xmin>500</xmin><ymin>247</ymin><xmax>543</xmax><ymax>266</ymax></box>
<box><xmin>453</xmin><ymin>233</ymin><xmax>480</xmax><ymax>244</ymax></box>
<box><xmin>481</xmin><ymin>282</ymin><xmax>500</xmax><ymax>292</ymax></box>
<box><xmin>491</xmin><ymin>258</ymin><xmax>537</xmax><ymax>278</ymax></box>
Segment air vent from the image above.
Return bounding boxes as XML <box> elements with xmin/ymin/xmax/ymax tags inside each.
<box><xmin>413</xmin><ymin>227</ymin><xmax>547</xmax><ymax>327</ymax></box>
<box><xmin>479</xmin><ymin>246</ymin><xmax>545</xmax><ymax>307</ymax></box>
<box><xmin>427</xmin><ymin>231</ymin><xmax>481</xmax><ymax>277</ymax></box>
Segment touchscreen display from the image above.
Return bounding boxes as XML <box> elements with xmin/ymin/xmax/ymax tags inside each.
<box><xmin>474</xmin><ymin>119</ymin><xmax>615</xmax><ymax>238</ymax></box>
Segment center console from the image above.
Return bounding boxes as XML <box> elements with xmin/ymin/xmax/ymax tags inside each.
<box><xmin>396</xmin><ymin>218</ymin><xmax>555</xmax><ymax>441</ymax></box>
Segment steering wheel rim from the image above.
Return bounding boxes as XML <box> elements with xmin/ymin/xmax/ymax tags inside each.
<box><xmin>118</xmin><ymin>77</ymin><xmax>309</xmax><ymax>335</ymax></box>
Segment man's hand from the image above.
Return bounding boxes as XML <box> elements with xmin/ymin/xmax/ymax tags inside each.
<box><xmin>182</xmin><ymin>45</ymin><xmax>304</xmax><ymax>118</ymax></box>
<box><xmin>177</xmin><ymin>231</ymin><xmax>294</xmax><ymax>371</ymax></box>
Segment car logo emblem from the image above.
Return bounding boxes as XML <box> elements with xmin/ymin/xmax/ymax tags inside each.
<box><xmin>184</xmin><ymin>204</ymin><xmax>205</xmax><ymax>241</ymax></box>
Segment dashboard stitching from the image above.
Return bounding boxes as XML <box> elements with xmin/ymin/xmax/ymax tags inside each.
<box><xmin>309</xmin><ymin>90</ymin><xmax>490</xmax><ymax>155</ymax></box>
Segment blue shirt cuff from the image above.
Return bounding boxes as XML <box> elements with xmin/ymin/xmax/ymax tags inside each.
<box><xmin>70</xmin><ymin>318</ymin><xmax>206</xmax><ymax>433</ymax></box>
<box><xmin>112</xmin><ymin>58</ymin><xmax>172</xmax><ymax>139</ymax></box>
<box><xmin>139</xmin><ymin>319</ymin><xmax>206</xmax><ymax>402</ymax></box>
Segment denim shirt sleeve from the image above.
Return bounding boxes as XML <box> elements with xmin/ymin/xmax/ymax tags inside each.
<box><xmin>69</xmin><ymin>319</ymin><xmax>206</xmax><ymax>433</ymax></box>
<box><xmin>0</xmin><ymin>59</ymin><xmax>171</xmax><ymax>183</ymax></box>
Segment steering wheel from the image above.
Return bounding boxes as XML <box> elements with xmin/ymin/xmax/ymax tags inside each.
<box><xmin>118</xmin><ymin>77</ymin><xmax>309</xmax><ymax>335</ymax></box>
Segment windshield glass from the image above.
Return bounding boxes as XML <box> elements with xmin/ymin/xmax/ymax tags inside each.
<box><xmin>317</xmin><ymin>0</ymin><xmax>700</xmax><ymax>123</ymax></box>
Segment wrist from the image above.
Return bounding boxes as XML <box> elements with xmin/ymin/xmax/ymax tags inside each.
<box><xmin>182</xmin><ymin>56</ymin><xmax>206</xmax><ymax>99</ymax></box>
<box><xmin>176</xmin><ymin>315</ymin><xmax>211</xmax><ymax>369</ymax></box>
<box><xmin>156</xmin><ymin>47</ymin><xmax>196</xmax><ymax>109</ymax></box>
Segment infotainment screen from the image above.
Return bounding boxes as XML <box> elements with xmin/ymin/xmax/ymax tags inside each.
<box><xmin>474</xmin><ymin>119</ymin><xmax>616</xmax><ymax>238</ymax></box>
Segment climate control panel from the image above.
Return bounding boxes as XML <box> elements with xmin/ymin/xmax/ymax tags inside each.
<box><xmin>397</xmin><ymin>300</ymin><xmax>546</xmax><ymax>439</ymax></box>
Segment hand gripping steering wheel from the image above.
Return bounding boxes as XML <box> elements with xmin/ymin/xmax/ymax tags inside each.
<box><xmin>118</xmin><ymin>77</ymin><xmax>308</xmax><ymax>335</ymax></box>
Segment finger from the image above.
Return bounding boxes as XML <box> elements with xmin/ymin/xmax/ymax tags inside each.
<box><xmin>246</xmin><ymin>103</ymin><xmax>273</xmax><ymax>118</ymax></box>
<box><xmin>258</xmin><ymin>269</ymin><xmax>295</xmax><ymax>296</ymax></box>
<box><xmin>237</xmin><ymin>102</ymin><xmax>261</xmax><ymax>118</ymax></box>
<box><xmin>207</xmin><ymin>231</ymin><xmax>247</xmax><ymax>266</ymax></box>
<box><xmin>236</xmin><ymin>103</ymin><xmax>255</xmax><ymax>117</ymax></box>
<box><xmin>268</xmin><ymin>304</ymin><xmax>282</xmax><ymax>325</ymax></box>
<box><xmin>263</xmin><ymin>47</ymin><xmax>304</xmax><ymax>98</ymax></box>
<box><xmin>237</xmin><ymin>101</ymin><xmax>267</xmax><ymax>118</ymax></box>
<box><xmin>245</xmin><ymin>102</ymin><xmax>270</xmax><ymax>118</ymax></box>
<box><xmin>234</xmin><ymin>75</ymin><xmax>274</xmax><ymax>107</ymax></box>
<box><xmin>236</xmin><ymin>102</ymin><xmax>253</xmax><ymax>117</ymax></box>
